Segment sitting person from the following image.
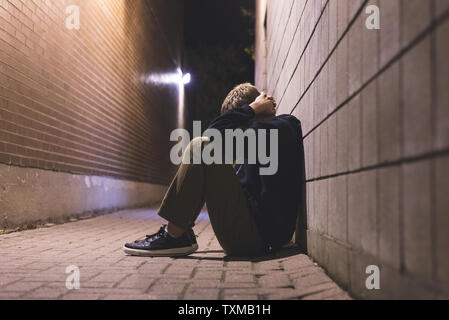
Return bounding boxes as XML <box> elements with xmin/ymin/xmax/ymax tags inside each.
<box><xmin>124</xmin><ymin>83</ymin><xmax>304</xmax><ymax>257</ymax></box>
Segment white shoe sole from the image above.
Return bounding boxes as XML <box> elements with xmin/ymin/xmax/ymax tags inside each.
<box><xmin>123</xmin><ymin>244</ymin><xmax>199</xmax><ymax>257</ymax></box>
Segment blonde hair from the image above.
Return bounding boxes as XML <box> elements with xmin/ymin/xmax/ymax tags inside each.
<box><xmin>221</xmin><ymin>83</ymin><xmax>260</xmax><ymax>115</ymax></box>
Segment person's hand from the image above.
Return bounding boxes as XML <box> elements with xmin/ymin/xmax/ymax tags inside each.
<box><xmin>249</xmin><ymin>93</ymin><xmax>277</xmax><ymax>116</ymax></box>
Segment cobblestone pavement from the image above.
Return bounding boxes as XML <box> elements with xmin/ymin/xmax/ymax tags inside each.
<box><xmin>0</xmin><ymin>208</ymin><xmax>351</xmax><ymax>300</ymax></box>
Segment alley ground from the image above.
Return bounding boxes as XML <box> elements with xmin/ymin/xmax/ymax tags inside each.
<box><xmin>0</xmin><ymin>207</ymin><xmax>351</xmax><ymax>300</ymax></box>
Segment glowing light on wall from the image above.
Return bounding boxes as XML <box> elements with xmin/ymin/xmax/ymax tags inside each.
<box><xmin>182</xmin><ymin>73</ymin><xmax>191</xmax><ymax>85</ymax></box>
<box><xmin>142</xmin><ymin>68</ymin><xmax>191</xmax><ymax>129</ymax></box>
<box><xmin>177</xmin><ymin>68</ymin><xmax>185</xmax><ymax>129</ymax></box>
<box><xmin>143</xmin><ymin>69</ymin><xmax>191</xmax><ymax>87</ymax></box>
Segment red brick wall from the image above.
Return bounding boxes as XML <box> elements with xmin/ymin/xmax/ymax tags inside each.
<box><xmin>0</xmin><ymin>0</ymin><xmax>183</xmax><ymax>185</ymax></box>
<box><xmin>256</xmin><ymin>0</ymin><xmax>449</xmax><ymax>299</ymax></box>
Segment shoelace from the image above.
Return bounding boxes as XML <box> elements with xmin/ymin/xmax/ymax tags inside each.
<box><xmin>145</xmin><ymin>224</ymin><xmax>167</xmax><ymax>240</ymax></box>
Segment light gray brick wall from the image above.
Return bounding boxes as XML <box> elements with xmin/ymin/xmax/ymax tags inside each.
<box><xmin>255</xmin><ymin>0</ymin><xmax>449</xmax><ymax>299</ymax></box>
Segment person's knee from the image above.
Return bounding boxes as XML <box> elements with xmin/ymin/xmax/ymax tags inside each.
<box><xmin>183</xmin><ymin>137</ymin><xmax>210</xmax><ymax>163</ymax></box>
<box><xmin>189</xmin><ymin>137</ymin><xmax>208</xmax><ymax>148</ymax></box>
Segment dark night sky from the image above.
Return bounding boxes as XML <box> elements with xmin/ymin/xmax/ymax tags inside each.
<box><xmin>182</xmin><ymin>0</ymin><xmax>256</xmax><ymax>125</ymax></box>
<box><xmin>184</xmin><ymin>0</ymin><xmax>255</xmax><ymax>48</ymax></box>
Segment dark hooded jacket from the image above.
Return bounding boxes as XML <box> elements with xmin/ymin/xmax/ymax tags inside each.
<box><xmin>208</xmin><ymin>105</ymin><xmax>304</xmax><ymax>250</ymax></box>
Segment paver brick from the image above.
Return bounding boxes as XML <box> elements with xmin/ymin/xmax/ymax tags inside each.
<box><xmin>184</xmin><ymin>288</ymin><xmax>220</xmax><ymax>300</ymax></box>
<box><xmin>258</xmin><ymin>273</ymin><xmax>292</xmax><ymax>288</ymax></box>
<box><xmin>224</xmin><ymin>272</ymin><xmax>254</xmax><ymax>283</ymax></box>
<box><xmin>0</xmin><ymin>208</ymin><xmax>350</xmax><ymax>300</ymax></box>
<box><xmin>302</xmin><ymin>287</ymin><xmax>348</xmax><ymax>300</ymax></box>
<box><xmin>292</xmin><ymin>270</ymin><xmax>333</xmax><ymax>289</ymax></box>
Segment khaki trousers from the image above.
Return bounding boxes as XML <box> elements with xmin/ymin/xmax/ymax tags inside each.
<box><xmin>158</xmin><ymin>138</ymin><xmax>266</xmax><ymax>256</ymax></box>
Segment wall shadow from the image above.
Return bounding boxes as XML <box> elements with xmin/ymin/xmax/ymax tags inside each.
<box><xmin>172</xmin><ymin>245</ymin><xmax>305</xmax><ymax>263</ymax></box>
<box><xmin>295</xmin><ymin>124</ymin><xmax>308</xmax><ymax>254</ymax></box>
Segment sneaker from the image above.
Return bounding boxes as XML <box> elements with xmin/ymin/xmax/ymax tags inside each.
<box><xmin>123</xmin><ymin>225</ymin><xmax>198</xmax><ymax>257</ymax></box>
